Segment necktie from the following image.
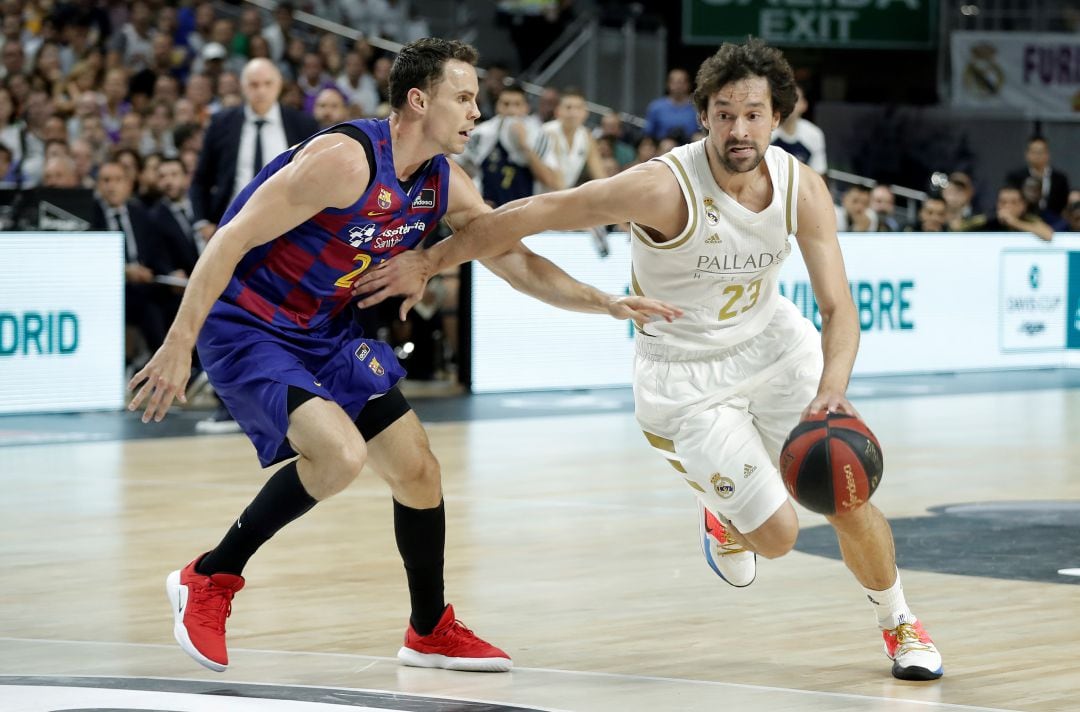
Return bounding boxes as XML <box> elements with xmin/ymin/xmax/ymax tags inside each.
<box><xmin>113</xmin><ymin>208</ymin><xmax>137</xmax><ymax>262</ymax></box>
<box><xmin>253</xmin><ymin>118</ymin><xmax>267</xmax><ymax>176</ymax></box>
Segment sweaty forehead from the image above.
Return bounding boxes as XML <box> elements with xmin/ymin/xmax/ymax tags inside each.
<box><xmin>438</xmin><ymin>61</ymin><xmax>478</xmax><ymax>94</ymax></box>
<box><xmin>710</xmin><ymin>77</ymin><xmax>771</xmax><ymax>106</ymax></box>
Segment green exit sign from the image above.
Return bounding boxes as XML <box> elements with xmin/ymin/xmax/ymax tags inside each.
<box><xmin>683</xmin><ymin>0</ymin><xmax>938</xmax><ymax>50</ymax></box>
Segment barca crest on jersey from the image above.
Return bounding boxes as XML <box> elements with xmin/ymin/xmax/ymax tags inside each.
<box><xmin>703</xmin><ymin>198</ymin><xmax>720</xmax><ymax>226</ymax></box>
<box><xmin>377</xmin><ymin>187</ymin><xmax>393</xmax><ymax>210</ymax></box>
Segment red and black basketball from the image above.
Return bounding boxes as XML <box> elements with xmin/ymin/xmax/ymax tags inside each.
<box><xmin>779</xmin><ymin>411</ymin><xmax>883</xmax><ymax>516</ymax></box>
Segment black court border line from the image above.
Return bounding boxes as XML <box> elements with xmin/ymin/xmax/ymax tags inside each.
<box><xmin>0</xmin><ymin>675</ymin><xmax>559</xmax><ymax>712</ymax></box>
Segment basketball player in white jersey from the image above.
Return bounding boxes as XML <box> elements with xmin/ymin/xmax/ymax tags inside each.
<box><xmin>353</xmin><ymin>38</ymin><xmax>943</xmax><ymax>682</ymax></box>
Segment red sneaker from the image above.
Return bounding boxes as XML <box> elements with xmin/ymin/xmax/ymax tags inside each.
<box><xmin>165</xmin><ymin>555</ymin><xmax>245</xmax><ymax>672</ymax></box>
<box><xmin>397</xmin><ymin>604</ymin><xmax>512</xmax><ymax>672</ymax></box>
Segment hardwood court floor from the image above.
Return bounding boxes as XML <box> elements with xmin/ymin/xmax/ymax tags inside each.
<box><xmin>2</xmin><ymin>388</ymin><xmax>1079</xmax><ymax>711</ymax></box>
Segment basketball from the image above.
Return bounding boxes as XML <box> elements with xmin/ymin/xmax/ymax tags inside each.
<box><xmin>779</xmin><ymin>411</ymin><xmax>883</xmax><ymax>515</ymax></box>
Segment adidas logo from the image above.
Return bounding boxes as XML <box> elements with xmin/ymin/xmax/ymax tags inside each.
<box><xmin>743</xmin><ymin>464</ymin><xmax>757</xmax><ymax>478</ymax></box>
<box><xmin>705</xmin><ymin>234</ymin><xmax>722</xmax><ymax>244</ymax></box>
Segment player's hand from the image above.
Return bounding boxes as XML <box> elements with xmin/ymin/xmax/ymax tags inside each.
<box><xmin>127</xmin><ymin>339</ymin><xmax>192</xmax><ymax>423</ymax></box>
<box><xmin>802</xmin><ymin>393</ymin><xmax>860</xmax><ymax>421</ymax></box>
<box><xmin>509</xmin><ymin>119</ymin><xmax>527</xmax><ymax>149</ymax></box>
<box><xmin>351</xmin><ymin>250</ymin><xmax>435</xmax><ymax>320</ymax></box>
<box><xmin>605</xmin><ymin>296</ymin><xmax>682</xmax><ymax>329</ymax></box>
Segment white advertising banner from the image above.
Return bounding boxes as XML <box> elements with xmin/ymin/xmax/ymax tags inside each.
<box><xmin>471</xmin><ymin>232</ymin><xmax>636</xmax><ymax>392</ymax></box>
<box><xmin>0</xmin><ymin>233</ymin><xmax>125</xmax><ymax>413</ymax></box>
<box><xmin>951</xmin><ymin>32</ymin><xmax>1080</xmax><ymax>119</ymax></box>
<box><xmin>471</xmin><ymin>232</ymin><xmax>1080</xmax><ymax>392</ymax></box>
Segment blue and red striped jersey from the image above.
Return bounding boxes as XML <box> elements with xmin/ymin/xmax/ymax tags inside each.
<box><xmin>216</xmin><ymin>119</ymin><xmax>450</xmax><ymax>331</ymax></box>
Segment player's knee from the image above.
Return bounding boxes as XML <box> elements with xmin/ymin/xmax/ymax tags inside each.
<box><xmin>392</xmin><ymin>450</ymin><xmax>441</xmax><ymax>490</ymax></box>
<box><xmin>322</xmin><ymin>439</ymin><xmax>368</xmax><ymax>494</ymax></box>
<box><xmin>745</xmin><ymin>504</ymin><xmax>799</xmax><ymax>559</ymax></box>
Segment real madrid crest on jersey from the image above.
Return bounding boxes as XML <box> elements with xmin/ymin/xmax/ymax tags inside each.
<box><xmin>377</xmin><ymin>187</ymin><xmax>393</xmax><ymax>210</ymax></box>
<box><xmin>703</xmin><ymin>197</ymin><xmax>720</xmax><ymax>226</ymax></box>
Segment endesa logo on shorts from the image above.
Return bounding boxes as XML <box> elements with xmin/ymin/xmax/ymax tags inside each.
<box><xmin>371</xmin><ymin>220</ymin><xmax>427</xmax><ymax>251</ymax></box>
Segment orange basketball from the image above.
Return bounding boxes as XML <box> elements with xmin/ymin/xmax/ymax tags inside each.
<box><xmin>779</xmin><ymin>411</ymin><xmax>883</xmax><ymax>515</ymax></box>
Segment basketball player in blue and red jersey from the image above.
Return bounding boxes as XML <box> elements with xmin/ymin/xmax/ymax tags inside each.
<box><xmin>127</xmin><ymin>37</ymin><xmax>680</xmax><ymax>674</ymax></box>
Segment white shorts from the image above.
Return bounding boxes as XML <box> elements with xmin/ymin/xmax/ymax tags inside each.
<box><xmin>633</xmin><ymin>300</ymin><xmax>823</xmax><ymax>534</ymax></box>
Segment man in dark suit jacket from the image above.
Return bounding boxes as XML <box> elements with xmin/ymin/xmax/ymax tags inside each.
<box><xmin>95</xmin><ymin>160</ymin><xmax>178</xmax><ymax>358</ymax></box>
<box><xmin>1006</xmin><ymin>136</ymin><xmax>1070</xmax><ymax>216</ymax></box>
<box><xmin>152</xmin><ymin>156</ymin><xmax>201</xmax><ymax>276</ymax></box>
<box><xmin>190</xmin><ymin>58</ymin><xmax>318</xmax><ymax>242</ymax></box>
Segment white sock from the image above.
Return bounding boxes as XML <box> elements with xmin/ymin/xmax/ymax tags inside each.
<box><xmin>863</xmin><ymin>569</ymin><xmax>912</xmax><ymax>629</ymax></box>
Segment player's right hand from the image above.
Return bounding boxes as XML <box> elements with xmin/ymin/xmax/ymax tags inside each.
<box><xmin>127</xmin><ymin>340</ymin><xmax>192</xmax><ymax>423</ymax></box>
<box><xmin>351</xmin><ymin>250</ymin><xmax>434</xmax><ymax>320</ymax></box>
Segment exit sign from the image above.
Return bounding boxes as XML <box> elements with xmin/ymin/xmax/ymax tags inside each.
<box><xmin>683</xmin><ymin>0</ymin><xmax>938</xmax><ymax>50</ymax></box>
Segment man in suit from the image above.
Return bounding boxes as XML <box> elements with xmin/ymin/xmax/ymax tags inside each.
<box><xmin>95</xmin><ymin>160</ymin><xmax>178</xmax><ymax>359</ymax></box>
<box><xmin>153</xmin><ymin>156</ymin><xmax>201</xmax><ymax>276</ymax></box>
<box><xmin>190</xmin><ymin>57</ymin><xmax>318</xmax><ymax>245</ymax></box>
<box><xmin>1006</xmin><ymin>136</ymin><xmax>1070</xmax><ymax>217</ymax></box>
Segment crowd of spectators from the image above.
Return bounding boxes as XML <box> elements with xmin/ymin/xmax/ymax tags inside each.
<box><xmin>2</xmin><ymin>1</ymin><xmax>1075</xmax><ymax>402</ymax></box>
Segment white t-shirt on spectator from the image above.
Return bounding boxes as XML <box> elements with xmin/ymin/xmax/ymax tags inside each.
<box><xmin>772</xmin><ymin>118</ymin><xmax>827</xmax><ymax>175</ymax></box>
<box><xmin>336</xmin><ymin>72</ymin><xmax>380</xmax><ymax>116</ymax></box>
<box><xmin>540</xmin><ymin>120</ymin><xmax>590</xmax><ymax>192</ymax></box>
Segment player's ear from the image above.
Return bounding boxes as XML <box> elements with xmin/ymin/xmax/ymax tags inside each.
<box><xmin>407</xmin><ymin>87</ymin><xmax>427</xmax><ymax>113</ymax></box>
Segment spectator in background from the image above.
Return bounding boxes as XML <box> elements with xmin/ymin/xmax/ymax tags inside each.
<box><xmin>17</xmin><ymin>89</ymin><xmax>52</xmax><ymax>187</ymax></box>
<box><xmin>477</xmin><ymin>61</ymin><xmax>508</xmax><ymax>120</ymax></box>
<box><xmin>191</xmin><ymin>58</ymin><xmax>317</xmax><ymax>243</ymax></box>
<box><xmin>109</xmin><ymin>0</ymin><xmax>156</xmax><ymax>72</ymax></box>
<box><xmin>101</xmin><ymin>67</ymin><xmax>131</xmax><ymax>142</ymax></box>
<box><xmin>184</xmin><ymin>73</ymin><xmax>218</xmax><ymax>125</ymax></box>
<box><xmin>70</xmin><ymin>137</ymin><xmax>97</xmax><ymax>187</ymax></box>
<box><xmin>643</xmin><ymin>68</ymin><xmax>697</xmax><ymax>143</ymax></box>
<box><xmin>297</xmin><ymin>52</ymin><xmax>335</xmax><ymax>114</ymax></box>
<box><xmin>153</xmin><ymin>74</ymin><xmax>181</xmax><ymax>106</ymax></box>
<box><xmin>1</xmin><ymin>36</ymin><xmax>27</xmax><ymax>81</ymax></box>
<box><xmin>186</xmin><ymin>2</ymin><xmax>217</xmax><ymax>58</ymax></box>
<box><xmin>234</xmin><ymin>7</ymin><xmax>263</xmax><ymax>58</ymax></box>
<box><xmin>541</xmin><ymin>88</ymin><xmax>605</xmax><ymax>191</ymax></box>
<box><xmin>870</xmin><ymin>184</ymin><xmax>905</xmax><ymax>231</ymax></box>
<box><xmin>312</xmin><ymin>86</ymin><xmax>348</xmax><ymax>128</ymax></box>
<box><xmin>261</xmin><ymin>2</ymin><xmax>295</xmax><ymax>63</ymax></box>
<box><xmin>0</xmin><ymin>143</ymin><xmax>15</xmax><ymax>188</ymax></box>
<box><xmin>94</xmin><ymin>160</ymin><xmax>176</xmax><ymax>360</ymax></box>
<box><xmin>629</xmin><ymin>135</ymin><xmax>657</xmax><ymax>167</ymax></box>
<box><xmin>592</xmin><ymin>111</ymin><xmax>636</xmax><ymax>168</ymax></box>
<box><xmin>905</xmin><ymin>196</ymin><xmax>948</xmax><ymax>232</ymax></box>
<box><xmin>457</xmin><ymin>83</ymin><xmax>559</xmax><ymax>206</ymax></box>
<box><xmin>942</xmin><ymin>171</ymin><xmax>986</xmax><ymax>231</ymax></box>
<box><xmin>143</xmin><ymin>100</ymin><xmax>177</xmax><ymax>156</ymax></box>
<box><xmin>152</xmin><ymin>156</ymin><xmax>202</xmax><ymax>277</ymax></box>
<box><xmin>835</xmin><ymin>184</ymin><xmax>878</xmax><ymax>232</ymax></box>
<box><xmin>372</xmin><ymin>56</ymin><xmax>392</xmax><ymax>109</ymax></box>
<box><xmin>1021</xmin><ymin>175</ymin><xmax>1068</xmax><ymax>231</ymax></box>
<box><xmin>41</xmin><ymin>153</ymin><xmax>79</xmax><ymax>188</ymax></box>
<box><xmin>771</xmin><ymin>84</ymin><xmax>826</xmax><ymax>175</ymax></box>
<box><xmin>1006</xmin><ymin>136</ymin><xmax>1070</xmax><ymax>217</ymax></box>
<box><xmin>316</xmin><ymin>33</ymin><xmax>344</xmax><ymax>77</ymax></box>
<box><xmin>336</xmin><ymin>50</ymin><xmax>379</xmax><ymax>117</ymax></box>
<box><xmin>0</xmin><ymin>86</ymin><xmax>19</xmax><ymax>167</ymax></box>
<box><xmin>536</xmin><ymin>85</ymin><xmax>559</xmax><ymax>123</ymax></box>
<box><xmin>980</xmin><ymin>185</ymin><xmax>1053</xmax><ymax>241</ymax></box>
<box><xmin>1065</xmin><ymin>197</ymin><xmax>1080</xmax><ymax>233</ymax></box>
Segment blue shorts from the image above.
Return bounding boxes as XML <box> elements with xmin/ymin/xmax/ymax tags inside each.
<box><xmin>196</xmin><ymin>300</ymin><xmax>406</xmax><ymax>467</ymax></box>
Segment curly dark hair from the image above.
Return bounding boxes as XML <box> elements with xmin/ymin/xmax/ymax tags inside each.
<box><xmin>692</xmin><ymin>38</ymin><xmax>797</xmax><ymax>121</ymax></box>
<box><xmin>389</xmin><ymin>38</ymin><xmax>480</xmax><ymax>110</ymax></box>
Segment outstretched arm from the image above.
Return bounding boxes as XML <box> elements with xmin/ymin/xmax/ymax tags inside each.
<box><xmin>356</xmin><ymin>161</ymin><xmax>682</xmax><ymax>323</ymax></box>
<box><xmin>795</xmin><ymin>163</ymin><xmax>861</xmax><ymax>418</ymax></box>
<box><xmin>352</xmin><ymin>159</ymin><xmax>685</xmax><ymax>309</ymax></box>
<box><xmin>127</xmin><ymin>136</ymin><xmax>371</xmax><ymax>422</ymax></box>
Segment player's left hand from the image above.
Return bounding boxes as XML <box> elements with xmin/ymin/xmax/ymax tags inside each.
<box><xmin>351</xmin><ymin>250</ymin><xmax>434</xmax><ymax>320</ymax></box>
<box><xmin>802</xmin><ymin>393</ymin><xmax>861</xmax><ymax>421</ymax></box>
<box><xmin>605</xmin><ymin>295</ymin><xmax>683</xmax><ymax>329</ymax></box>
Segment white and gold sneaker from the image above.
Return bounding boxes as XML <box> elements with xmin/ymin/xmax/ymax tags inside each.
<box><xmin>698</xmin><ymin>501</ymin><xmax>756</xmax><ymax>587</ymax></box>
<box><xmin>883</xmin><ymin>614</ymin><xmax>944</xmax><ymax>680</ymax></box>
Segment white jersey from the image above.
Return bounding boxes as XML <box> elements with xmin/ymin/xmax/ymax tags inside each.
<box><xmin>630</xmin><ymin>142</ymin><xmax>800</xmax><ymax>359</ymax></box>
<box><xmin>540</xmin><ymin>120</ymin><xmax>591</xmax><ymax>191</ymax></box>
